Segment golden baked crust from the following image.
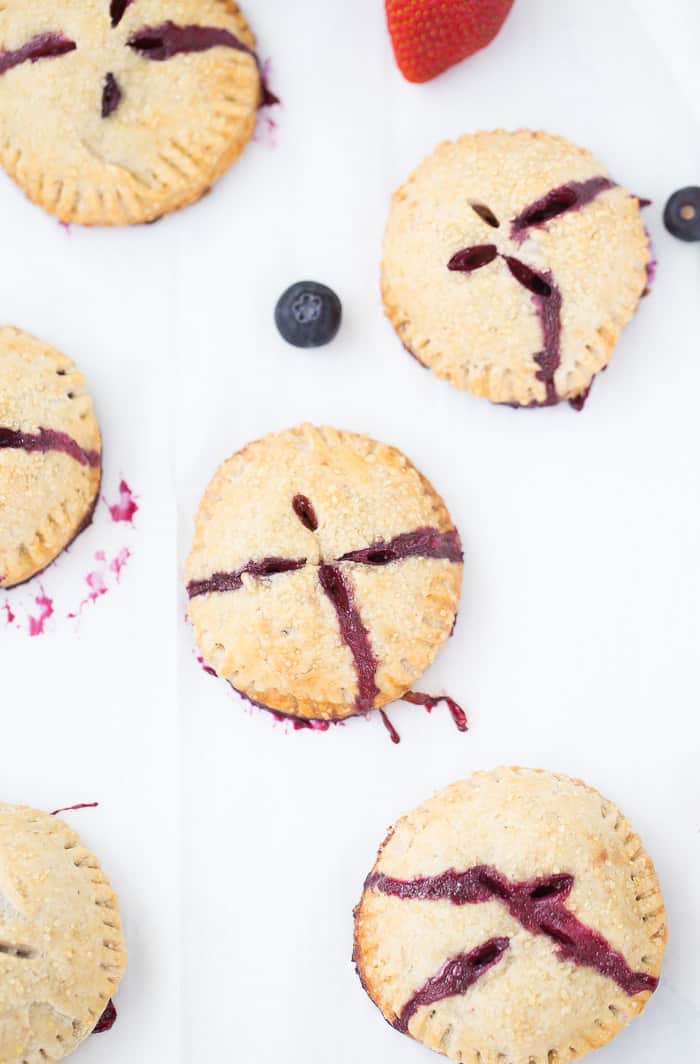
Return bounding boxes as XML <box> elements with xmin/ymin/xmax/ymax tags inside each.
<box><xmin>185</xmin><ymin>424</ymin><xmax>463</xmax><ymax>721</ymax></box>
<box><xmin>0</xmin><ymin>326</ymin><xmax>101</xmax><ymax>589</ymax></box>
<box><xmin>382</xmin><ymin>130</ymin><xmax>650</xmax><ymax>407</ymax></box>
<box><xmin>0</xmin><ymin>803</ymin><xmax>127</xmax><ymax>1064</ymax></box>
<box><xmin>354</xmin><ymin>767</ymin><xmax>667</xmax><ymax>1064</ymax></box>
<box><xmin>0</xmin><ymin>0</ymin><xmax>263</xmax><ymax>225</ymax></box>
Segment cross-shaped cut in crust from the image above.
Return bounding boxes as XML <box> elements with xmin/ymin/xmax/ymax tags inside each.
<box><xmin>447</xmin><ymin>178</ymin><xmax>613</xmax><ymax>407</ymax></box>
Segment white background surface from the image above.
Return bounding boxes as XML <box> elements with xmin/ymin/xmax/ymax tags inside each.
<box><xmin>1</xmin><ymin>0</ymin><xmax>699</xmax><ymax>1061</ymax></box>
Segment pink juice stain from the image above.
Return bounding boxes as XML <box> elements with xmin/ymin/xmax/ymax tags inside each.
<box><xmin>260</xmin><ymin>57</ymin><xmax>278</xmax><ymax>105</ymax></box>
<box><xmin>253</xmin><ymin>58</ymin><xmax>279</xmax><ymax>146</ymax></box>
<box><xmin>193</xmin><ymin>657</ymin><xmax>329</xmax><ymax>729</ymax></box>
<box><xmin>2</xmin><ymin>601</ymin><xmax>14</xmax><ymax>624</ymax></box>
<box><xmin>28</xmin><ymin>588</ymin><xmax>54</xmax><ymax>636</ymax></box>
<box><xmin>69</xmin><ymin>548</ymin><xmax>131</xmax><ymax>618</ymax></box>
<box><xmin>110</xmin><ymin>546</ymin><xmax>131</xmax><ymax>580</ymax></box>
<box><xmin>201</xmin><ymin>655</ymin><xmax>332</xmax><ymax>733</ymax></box>
<box><xmin>105</xmin><ymin>480</ymin><xmax>138</xmax><ymax>524</ymax></box>
<box><xmin>59</xmin><ymin>220</ymin><xmax>72</xmax><ymax>235</ymax></box>
<box><xmin>269</xmin><ymin>710</ymin><xmax>331</xmax><ymax>732</ymax></box>
<box><xmin>86</xmin><ymin>568</ymin><xmax>108</xmax><ymax>602</ymax></box>
<box><xmin>297</xmin><ymin>718</ymin><xmax>330</xmax><ymax>732</ymax></box>
<box><xmin>254</xmin><ymin>111</ymin><xmax>278</xmax><ymax>147</ymax></box>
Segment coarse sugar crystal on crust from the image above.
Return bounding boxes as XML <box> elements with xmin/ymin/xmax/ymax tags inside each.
<box><xmin>353</xmin><ymin>767</ymin><xmax>667</xmax><ymax>1064</ymax></box>
<box><xmin>0</xmin><ymin>327</ymin><xmax>102</xmax><ymax>589</ymax></box>
<box><xmin>0</xmin><ymin>0</ymin><xmax>269</xmax><ymax>225</ymax></box>
<box><xmin>185</xmin><ymin>424</ymin><xmax>464</xmax><ymax>722</ymax></box>
<box><xmin>0</xmin><ymin>802</ymin><xmax>127</xmax><ymax>1064</ymax></box>
<box><xmin>382</xmin><ymin>130</ymin><xmax>651</xmax><ymax>408</ymax></box>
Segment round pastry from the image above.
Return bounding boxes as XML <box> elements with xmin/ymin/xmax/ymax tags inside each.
<box><xmin>354</xmin><ymin>767</ymin><xmax>666</xmax><ymax>1063</ymax></box>
<box><xmin>382</xmin><ymin>130</ymin><xmax>651</xmax><ymax>408</ymax></box>
<box><xmin>185</xmin><ymin>424</ymin><xmax>463</xmax><ymax>722</ymax></box>
<box><xmin>0</xmin><ymin>327</ymin><xmax>101</xmax><ymax>589</ymax></box>
<box><xmin>0</xmin><ymin>0</ymin><xmax>272</xmax><ymax>225</ymax></box>
<box><xmin>0</xmin><ymin>802</ymin><xmax>127</xmax><ymax>1063</ymax></box>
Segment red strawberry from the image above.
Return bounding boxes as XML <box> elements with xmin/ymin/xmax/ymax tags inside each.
<box><xmin>386</xmin><ymin>0</ymin><xmax>515</xmax><ymax>83</ymax></box>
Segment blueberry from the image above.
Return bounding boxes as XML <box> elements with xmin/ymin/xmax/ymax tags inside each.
<box><xmin>274</xmin><ymin>282</ymin><xmax>342</xmax><ymax>348</ymax></box>
<box><xmin>663</xmin><ymin>187</ymin><xmax>700</xmax><ymax>242</ymax></box>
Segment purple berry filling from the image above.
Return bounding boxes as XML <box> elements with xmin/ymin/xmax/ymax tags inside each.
<box><xmin>187</xmin><ymin>557</ymin><xmax>306</xmax><ymax>599</ymax></box>
<box><xmin>395</xmin><ymin>937</ymin><xmax>510</xmax><ymax>1033</ymax></box>
<box><xmin>402</xmin><ymin>690</ymin><xmax>468</xmax><ymax>732</ymax></box>
<box><xmin>530</xmin><ymin>278</ymin><xmax>562</xmax><ymax>406</ymax></box>
<box><xmin>339</xmin><ymin>527</ymin><xmax>463</xmax><ymax>566</ymax></box>
<box><xmin>447</xmin><ymin>244</ymin><xmax>498</xmax><ymax>273</ymax></box>
<box><xmin>447</xmin><ymin>245</ymin><xmax>563</xmax><ymax>404</ymax></box>
<box><xmin>470</xmin><ymin>203</ymin><xmax>500</xmax><ymax>228</ymax></box>
<box><xmin>110</xmin><ymin>0</ymin><xmax>133</xmax><ymax>28</ymax></box>
<box><xmin>50</xmin><ymin>802</ymin><xmax>98</xmax><ymax>816</ymax></box>
<box><xmin>318</xmin><ymin>564</ymin><xmax>379</xmax><ymax>712</ymax></box>
<box><xmin>368</xmin><ymin>865</ymin><xmax>657</xmax><ymax>997</ymax></box>
<box><xmin>0</xmin><ymin>33</ymin><xmax>76</xmax><ymax>76</ymax></box>
<box><xmin>128</xmin><ymin>21</ymin><xmax>279</xmax><ymax>107</ymax></box>
<box><xmin>128</xmin><ymin>22</ymin><xmax>246</xmax><ymax>61</ymax></box>
<box><xmin>503</xmin><ymin>258</ymin><xmax>562</xmax><ymax>406</ymax></box>
<box><xmin>532</xmin><ymin>285</ymin><xmax>563</xmax><ymax>405</ymax></box>
<box><xmin>258</xmin><ymin>81</ymin><xmax>280</xmax><ymax>109</ymax></box>
<box><xmin>230</xmin><ymin>681</ymin><xmax>467</xmax><ymax>744</ymax></box>
<box><xmin>93</xmin><ymin>999</ymin><xmax>117</xmax><ymax>1033</ymax></box>
<box><xmin>503</xmin><ymin>256</ymin><xmax>552</xmax><ymax>297</ymax></box>
<box><xmin>510</xmin><ymin>178</ymin><xmax>615</xmax><ymax>242</ymax></box>
<box><xmin>0</xmin><ymin>427</ymin><xmax>100</xmax><ymax>468</ymax></box>
<box><xmin>292</xmin><ymin>493</ymin><xmax>318</xmax><ymax>532</ymax></box>
<box><xmin>102</xmin><ymin>72</ymin><xmax>122</xmax><ymax>118</ymax></box>
<box><xmin>379</xmin><ymin>709</ymin><xmax>401</xmax><ymax>744</ymax></box>
<box><xmin>569</xmin><ymin>382</ymin><xmax>593</xmax><ymax>412</ymax></box>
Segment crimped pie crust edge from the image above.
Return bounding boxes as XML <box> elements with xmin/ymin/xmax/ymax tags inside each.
<box><xmin>0</xmin><ymin>803</ymin><xmax>127</xmax><ymax>1064</ymax></box>
<box><xmin>0</xmin><ymin>326</ymin><xmax>102</xmax><ymax>589</ymax></box>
